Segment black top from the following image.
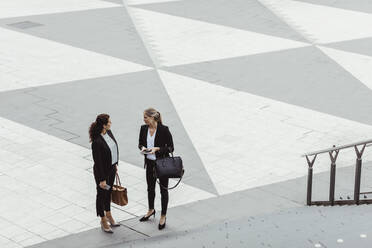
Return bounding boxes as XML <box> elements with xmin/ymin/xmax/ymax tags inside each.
<box><xmin>92</xmin><ymin>130</ymin><xmax>119</xmax><ymax>182</ymax></box>
<box><xmin>138</xmin><ymin>123</ymin><xmax>174</xmax><ymax>166</ymax></box>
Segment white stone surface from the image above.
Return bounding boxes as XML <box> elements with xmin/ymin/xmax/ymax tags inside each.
<box><xmin>0</xmin><ymin>28</ymin><xmax>152</xmax><ymax>93</ymax></box>
<box><xmin>0</xmin><ymin>0</ymin><xmax>371</xmax><ymax>246</ymax></box>
<box><xmin>318</xmin><ymin>46</ymin><xmax>372</xmax><ymax>91</ymax></box>
<box><xmin>129</xmin><ymin>8</ymin><xmax>310</xmax><ymax>66</ymax></box>
<box><xmin>0</xmin><ymin>0</ymin><xmax>121</xmax><ymax>19</ymax></box>
<box><xmin>260</xmin><ymin>0</ymin><xmax>372</xmax><ymax>44</ymax></box>
<box><xmin>126</xmin><ymin>0</ymin><xmax>180</xmax><ymax>5</ymax></box>
<box><xmin>159</xmin><ymin>70</ymin><xmax>372</xmax><ymax>195</ymax></box>
<box><xmin>0</xmin><ymin>116</ymin><xmax>214</xmax><ymax>247</ymax></box>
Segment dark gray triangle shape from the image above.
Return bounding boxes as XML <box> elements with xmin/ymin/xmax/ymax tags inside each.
<box><xmin>132</xmin><ymin>0</ymin><xmax>308</xmax><ymax>42</ymax></box>
<box><xmin>293</xmin><ymin>0</ymin><xmax>372</xmax><ymax>14</ymax></box>
<box><xmin>0</xmin><ymin>6</ymin><xmax>153</xmax><ymax>67</ymax></box>
<box><xmin>322</xmin><ymin>37</ymin><xmax>372</xmax><ymax>57</ymax></box>
<box><xmin>0</xmin><ymin>70</ymin><xmax>218</xmax><ymax>195</ymax></box>
<box><xmin>163</xmin><ymin>46</ymin><xmax>372</xmax><ymax>126</ymax></box>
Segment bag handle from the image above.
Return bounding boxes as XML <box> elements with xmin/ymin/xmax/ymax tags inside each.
<box><xmin>162</xmin><ymin>144</ymin><xmax>174</xmax><ymax>158</ymax></box>
<box><xmin>156</xmin><ymin>169</ymin><xmax>184</xmax><ymax>190</ymax></box>
<box><xmin>115</xmin><ymin>172</ymin><xmax>122</xmax><ymax>187</ymax></box>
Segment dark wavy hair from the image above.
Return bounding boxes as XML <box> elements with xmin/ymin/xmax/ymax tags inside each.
<box><xmin>89</xmin><ymin>113</ymin><xmax>110</xmax><ymax>142</ymax></box>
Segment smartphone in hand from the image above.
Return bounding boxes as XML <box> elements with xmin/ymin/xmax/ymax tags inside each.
<box><xmin>140</xmin><ymin>148</ymin><xmax>152</xmax><ymax>155</ymax></box>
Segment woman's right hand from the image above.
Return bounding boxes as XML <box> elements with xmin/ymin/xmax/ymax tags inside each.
<box><xmin>99</xmin><ymin>180</ymin><xmax>107</xmax><ymax>189</ymax></box>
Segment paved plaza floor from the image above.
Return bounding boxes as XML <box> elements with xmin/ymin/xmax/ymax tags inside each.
<box><xmin>1</xmin><ymin>0</ymin><xmax>372</xmax><ymax>247</ymax></box>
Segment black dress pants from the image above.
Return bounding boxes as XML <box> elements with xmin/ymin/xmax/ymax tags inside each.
<box><xmin>94</xmin><ymin>167</ymin><xmax>116</xmax><ymax>217</ymax></box>
<box><xmin>146</xmin><ymin>159</ymin><xmax>169</xmax><ymax>215</ymax></box>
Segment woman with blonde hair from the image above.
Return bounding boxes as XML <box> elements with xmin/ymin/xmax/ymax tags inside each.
<box><xmin>138</xmin><ymin>108</ymin><xmax>174</xmax><ymax>230</ymax></box>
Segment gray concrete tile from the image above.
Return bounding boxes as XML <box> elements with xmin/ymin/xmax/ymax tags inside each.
<box><xmin>134</xmin><ymin>0</ymin><xmax>308</xmax><ymax>42</ymax></box>
<box><xmin>0</xmin><ymin>7</ymin><xmax>153</xmax><ymax>67</ymax></box>
<box><xmin>106</xmin><ymin>204</ymin><xmax>372</xmax><ymax>248</ymax></box>
<box><xmin>164</xmin><ymin>46</ymin><xmax>372</xmax><ymax>127</ymax></box>
<box><xmin>294</xmin><ymin>0</ymin><xmax>372</xmax><ymax>14</ymax></box>
<box><xmin>1</xmin><ymin>0</ymin><xmax>372</xmax><ymax>247</ymax></box>
<box><xmin>0</xmin><ymin>70</ymin><xmax>218</xmax><ymax>195</ymax></box>
<box><xmin>29</xmin><ymin>224</ymin><xmax>146</xmax><ymax>248</ymax></box>
<box><xmin>324</xmin><ymin>37</ymin><xmax>372</xmax><ymax>57</ymax></box>
<box><xmin>30</xmin><ymin>162</ymin><xmax>372</xmax><ymax>248</ymax></box>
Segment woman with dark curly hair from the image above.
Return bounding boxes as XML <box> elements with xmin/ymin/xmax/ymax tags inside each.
<box><xmin>89</xmin><ymin>113</ymin><xmax>120</xmax><ymax>233</ymax></box>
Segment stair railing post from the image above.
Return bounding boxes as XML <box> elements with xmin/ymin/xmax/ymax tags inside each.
<box><xmin>354</xmin><ymin>144</ymin><xmax>366</xmax><ymax>205</ymax></box>
<box><xmin>306</xmin><ymin>155</ymin><xmax>317</xmax><ymax>206</ymax></box>
<box><xmin>329</xmin><ymin>148</ymin><xmax>339</xmax><ymax>206</ymax></box>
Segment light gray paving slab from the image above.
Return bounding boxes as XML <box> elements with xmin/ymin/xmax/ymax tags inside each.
<box><xmin>33</xmin><ymin>162</ymin><xmax>372</xmax><ymax>248</ymax></box>
<box><xmin>28</xmin><ymin>224</ymin><xmax>147</xmax><ymax>248</ymax></box>
<box><xmin>164</xmin><ymin>46</ymin><xmax>372</xmax><ymax>126</ymax></box>
<box><xmin>119</xmin><ymin>161</ymin><xmax>372</xmax><ymax>238</ymax></box>
<box><xmin>105</xmin><ymin>204</ymin><xmax>372</xmax><ymax>248</ymax></box>
<box><xmin>0</xmin><ymin>7</ymin><xmax>153</xmax><ymax>67</ymax></box>
<box><xmin>294</xmin><ymin>0</ymin><xmax>372</xmax><ymax>14</ymax></box>
<box><xmin>0</xmin><ymin>70</ymin><xmax>218</xmax><ymax>195</ymax></box>
<box><xmin>134</xmin><ymin>0</ymin><xmax>308</xmax><ymax>42</ymax></box>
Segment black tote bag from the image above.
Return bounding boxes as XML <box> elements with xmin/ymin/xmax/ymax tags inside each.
<box><xmin>155</xmin><ymin>153</ymin><xmax>184</xmax><ymax>190</ymax></box>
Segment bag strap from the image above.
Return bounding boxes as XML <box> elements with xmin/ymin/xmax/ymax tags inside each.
<box><xmin>162</xmin><ymin>144</ymin><xmax>174</xmax><ymax>158</ymax></box>
<box><xmin>156</xmin><ymin>169</ymin><xmax>184</xmax><ymax>190</ymax></box>
<box><xmin>115</xmin><ymin>172</ymin><xmax>122</xmax><ymax>186</ymax></box>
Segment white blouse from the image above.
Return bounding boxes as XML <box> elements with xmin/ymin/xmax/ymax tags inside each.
<box><xmin>146</xmin><ymin>128</ymin><xmax>156</xmax><ymax>161</ymax></box>
<box><xmin>101</xmin><ymin>133</ymin><xmax>118</xmax><ymax>165</ymax></box>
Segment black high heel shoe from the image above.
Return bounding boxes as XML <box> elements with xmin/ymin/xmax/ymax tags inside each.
<box><xmin>139</xmin><ymin>210</ymin><xmax>156</xmax><ymax>222</ymax></box>
<box><xmin>158</xmin><ymin>217</ymin><xmax>166</xmax><ymax>230</ymax></box>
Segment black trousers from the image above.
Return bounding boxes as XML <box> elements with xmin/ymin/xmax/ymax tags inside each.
<box><xmin>146</xmin><ymin>159</ymin><xmax>169</xmax><ymax>215</ymax></box>
<box><xmin>94</xmin><ymin>167</ymin><xmax>116</xmax><ymax>217</ymax></box>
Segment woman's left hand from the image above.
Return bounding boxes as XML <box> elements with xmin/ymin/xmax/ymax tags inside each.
<box><xmin>149</xmin><ymin>147</ymin><xmax>160</xmax><ymax>154</ymax></box>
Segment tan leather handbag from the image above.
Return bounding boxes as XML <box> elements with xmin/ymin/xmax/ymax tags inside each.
<box><xmin>111</xmin><ymin>173</ymin><xmax>128</xmax><ymax>206</ymax></box>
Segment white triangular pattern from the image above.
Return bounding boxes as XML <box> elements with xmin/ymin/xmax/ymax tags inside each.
<box><xmin>0</xmin><ymin>116</ymin><xmax>215</xmax><ymax>244</ymax></box>
<box><xmin>126</xmin><ymin>0</ymin><xmax>180</xmax><ymax>6</ymax></box>
<box><xmin>0</xmin><ymin>28</ymin><xmax>152</xmax><ymax>92</ymax></box>
<box><xmin>318</xmin><ymin>46</ymin><xmax>372</xmax><ymax>91</ymax></box>
<box><xmin>130</xmin><ymin>8</ymin><xmax>310</xmax><ymax>66</ymax></box>
<box><xmin>260</xmin><ymin>0</ymin><xmax>372</xmax><ymax>44</ymax></box>
<box><xmin>159</xmin><ymin>69</ymin><xmax>372</xmax><ymax>195</ymax></box>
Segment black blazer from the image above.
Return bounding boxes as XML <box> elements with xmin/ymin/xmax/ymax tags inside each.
<box><xmin>92</xmin><ymin>130</ymin><xmax>119</xmax><ymax>182</ymax></box>
<box><xmin>138</xmin><ymin>123</ymin><xmax>174</xmax><ymax>167</ymax></box>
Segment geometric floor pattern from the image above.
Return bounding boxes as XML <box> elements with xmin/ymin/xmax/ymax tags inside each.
<box><xmin>1</xmin><ymin>0</ymin><xmax>372</xmax><ymax>247</ymax></box>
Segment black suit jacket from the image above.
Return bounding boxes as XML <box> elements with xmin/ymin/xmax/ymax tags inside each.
<box><xmin>138</xmin><ymin>123</ymin><xmax>174</xmax><ymax>167</ymax></box>
<box><xmin>92</xmin><ymin>130</ymin><xmax>119</xmax><ymax>182</ymax></box>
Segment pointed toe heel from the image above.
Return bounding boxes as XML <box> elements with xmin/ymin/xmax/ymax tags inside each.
<box><xmin>101</xmin><ymin>221</ymin><xmax>114</xmax><ymax>233</ymax></box>
<box><xmin>158</xmin><ymin>217</ymin><xmax>166</xmax><ymax>230</ymax></box>
<box><xmin>139</xmin><ymin>210</ymin><xmax>156</xmax><ymax>222</ymax></box>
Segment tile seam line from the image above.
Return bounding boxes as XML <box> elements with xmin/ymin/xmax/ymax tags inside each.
<box><xmin>22</xmin><ymin>88</ymin><xmax>81</xmax><ymax>140</ymax></box>
<box><xmin>122</xmin><ymin>2</ymin><xmax>160</xmax><ymax>68</ymax></box>
<box><xmin>257</xmin><ymin>0</ymin><xmax>315</xmax><ymax>44</ymax></box>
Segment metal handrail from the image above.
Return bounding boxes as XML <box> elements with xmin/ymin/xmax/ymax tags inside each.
<box><xmin>303</xmin><ymin>139</ymin><xmax>372</xmax><ymax>157</ymax></box>
<box><xmin>303</xmin><ymin>139</ymin><xmax>372</xmax><ymax>206</ymax></box>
